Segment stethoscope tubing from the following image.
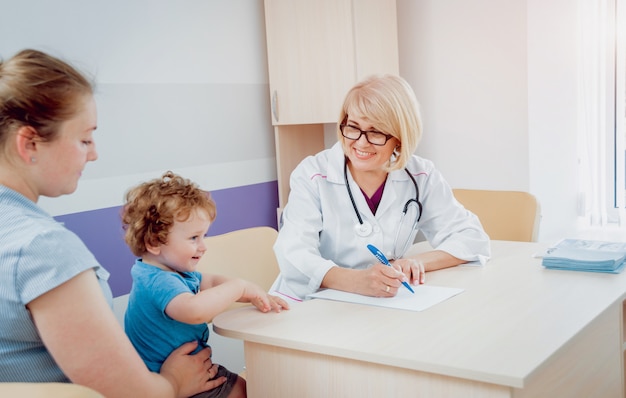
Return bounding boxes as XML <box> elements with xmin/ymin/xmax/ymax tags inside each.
<box><xmin>343</xmin><ymin>157</ymin><xmax>422</xmax><ymax>233</ymax></box>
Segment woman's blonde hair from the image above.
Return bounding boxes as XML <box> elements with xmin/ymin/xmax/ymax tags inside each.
<box><xmin>0</xmin><ymin>49</ymin><xmax>94</xmax><ymax>151</ymax></box>
<box><xmin>337</xmin><ymin>74</ymin><xmax>422</xmax><ymax>171</ymax></box>
<box><xmin>121</xmin><ymin>171</ymin><xmax>217</xmax><ymax>256</ymax></box>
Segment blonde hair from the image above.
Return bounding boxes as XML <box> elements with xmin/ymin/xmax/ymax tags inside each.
<box><xmin>121</xmin><ymin>171</ymin><xmax>217</xmax><ymax>256</ymax></box>
<box><xmin>0</xmin><ymin>49</ymin><xmax>94</xmax><ymax>151</ymax></box>
<box><xmin>337</xmin><ymin>74</ymin><xmax>422</xmax><ymax>171</ymax></box>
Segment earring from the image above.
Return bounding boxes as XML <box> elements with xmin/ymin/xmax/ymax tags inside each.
<box><xmin>30</xmin><ymin>157</ymin><xmax>37</xmax><ymax>163</ymax></box>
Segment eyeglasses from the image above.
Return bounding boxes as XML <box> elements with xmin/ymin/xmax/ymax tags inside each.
<box><xmin>340</xmin><ymin>124</ymin><xmax>394</xmax><ymax>146</ymax></box>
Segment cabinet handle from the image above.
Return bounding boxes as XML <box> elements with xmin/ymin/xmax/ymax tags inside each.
<box><xmin>271</xmin><ymin>90</ymin><xmax>279</xmax><ymax>122</ymax></box>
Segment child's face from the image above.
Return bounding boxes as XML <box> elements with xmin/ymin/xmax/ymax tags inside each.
<box><xmin>152</xmin><ymin>208</ymin><xmax>211</xmax><ymax>273</ymax></box>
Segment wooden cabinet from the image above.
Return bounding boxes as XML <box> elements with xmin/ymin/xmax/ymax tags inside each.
<box><xmin>263</xmin><ymin>0</ymin><xmax>399</xmax><ymax>208</ymax></box>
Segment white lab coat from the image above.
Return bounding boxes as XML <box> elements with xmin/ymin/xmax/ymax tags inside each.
<box><xmin>271</xmin><ymin>142</ymin><xmax>490</xmax><ymax>299</ymax></box>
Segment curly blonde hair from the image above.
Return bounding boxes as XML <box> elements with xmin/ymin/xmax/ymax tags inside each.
<box><xmin>121</xmin><ymin>171</ymin><xmax>216</xmax><ymax>256</ymax></box>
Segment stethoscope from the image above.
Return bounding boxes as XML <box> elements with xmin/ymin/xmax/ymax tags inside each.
<box><xmin>343</xmin><ymin>157</ymin><xmax>423</xmax><ymax>257</ymax></box>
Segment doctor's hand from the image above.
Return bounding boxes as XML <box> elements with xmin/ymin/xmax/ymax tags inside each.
<box><xmin>357</xmin><ymin>263</ymin><xmax>409</xmax><ymax>298</ymax></box>
<box><xmin>392</xmin><ymin>258</ymin><xmax>426</xmax><ymax>286</ymax></box>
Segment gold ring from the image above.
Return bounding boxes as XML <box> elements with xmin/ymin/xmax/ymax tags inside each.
<box><xmin>385</xmin><ymin>285</ymin><xmax>390</xmax><ymax>293</ymax></box>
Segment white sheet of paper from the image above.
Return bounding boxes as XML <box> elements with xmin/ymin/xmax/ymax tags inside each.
<box><xmin>307</xmin><ymin>284</ymin><xmax>464</xmax><ymax>312</ymax></box>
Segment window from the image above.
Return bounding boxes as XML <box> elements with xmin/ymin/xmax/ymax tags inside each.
<box><xmin>577</xmin><ymin>0</ymin><xmax>626</xmax><ymax>227</ymax></box>
<box><xmin>615</xmin><ymin>0</ymin><xmax>626</xmax><ymax>222</ymax></box>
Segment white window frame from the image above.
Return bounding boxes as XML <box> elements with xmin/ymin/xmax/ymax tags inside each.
<box><xmin>613</xmin><ymin>0</ymin><xmax>626</xmax><ymax>224</ymax></box>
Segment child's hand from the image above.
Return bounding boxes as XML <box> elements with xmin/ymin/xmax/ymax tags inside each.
<box><xmin>266</xmin><ymin>294</ymin><xmax>290</xmax><ymax>312</ymax></box>
<box><xmin>243</xmin><ymin>283</ymin><xmax>290</xmax><ymax>313</ymax></box>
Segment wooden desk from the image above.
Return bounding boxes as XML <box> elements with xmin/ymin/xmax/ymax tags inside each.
<box><xmin>213</xmin><ymin>241</ymin><xmax>626</xmax><ymax>397</ymax></box>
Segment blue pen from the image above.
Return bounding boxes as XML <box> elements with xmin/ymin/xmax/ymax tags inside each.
<box><xmin>367</xmin><ymin>244</ymin><xmax>415</xmax><ymax>294</ymax></box>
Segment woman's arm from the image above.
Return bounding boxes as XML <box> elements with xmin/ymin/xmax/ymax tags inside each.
<box><xmin>321</xmin><ymin>263</ymin><xmax>408</xmax><ymax>297</ymax></box>
<box><xmin>28</xmin><ymin>270</ymin><xmax>222</xmax><ymax>398</ymax></box>
<box><xmin>398</xmin><ymin>250</ymin><xmax>465</xmax><ymax>285</ymax></box>
<box><xmin>321</xmin><ymin>251</ymin><xmax>464</xmax><ymax>296</ymax></box>
<box><xmin>412</xmin><ymin>250</ymin><xmax>465</xmax><ymax>271</ymax></box>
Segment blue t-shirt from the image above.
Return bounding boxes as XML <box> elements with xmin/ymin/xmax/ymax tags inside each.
<box><xmin>0</xmin><ymin>185</ymin><xmax>112</xmax><ymax>382</ymax></box>
<box><xmin>124</xmin><ymin>260</ymin><xmax>209</xmax><ymax>372</ymax></box>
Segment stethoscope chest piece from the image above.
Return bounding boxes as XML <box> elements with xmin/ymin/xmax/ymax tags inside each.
<box><xmin>344</xmin><ymin>157</ymin><xmax>422</xmax><ymax>253</ymax></box>
<box><xmin>354</xmin><ymin>221</ymin><xmax>373</xmax><ymax>237</ymax></box>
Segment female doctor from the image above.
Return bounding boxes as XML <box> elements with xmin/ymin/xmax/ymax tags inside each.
<box><xmin>271</xmin><ymin>74</ymin><xmax>491</xmax><ymax>300</ymax></box>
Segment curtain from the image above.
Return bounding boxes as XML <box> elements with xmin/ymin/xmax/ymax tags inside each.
<box><xmin>577</xmin><ymin>0</ymin><xmax>625</xmax><ymax>226</ymax></box>
<box><xmin>617</xmin><ymin>0</ymin><xmax>626</xmax><ymax>224</ymax></box>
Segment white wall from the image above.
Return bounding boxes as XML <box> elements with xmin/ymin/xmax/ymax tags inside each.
<box><xmin>397</xmin><ymin>0</ymin><xmax>580</xmax><ymax>242</ymax></box>
<box><xmin>398</xmin><ymin>0</ymin><xmax>529</xmax><ymax>191</ymax></box>
<box><xmin>0</xmin><ymin>0</ymin><xmax>277</xmax><ymax>216</ymax></box>
<box><xmin>527</xmin><ymin>0</ymin><xmax>580</xmax><ymax>242</ymax></box>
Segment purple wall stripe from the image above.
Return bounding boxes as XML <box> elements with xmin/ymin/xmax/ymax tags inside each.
<box><xmin>55</xmin><ymin>181</ymin><xmax>279</xmax><ymax>297</ymax></box>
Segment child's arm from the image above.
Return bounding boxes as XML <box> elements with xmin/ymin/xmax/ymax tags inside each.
<box><xmin>202</xmin><ymin>274</ymin><xmax>289</xmax><ymax>310</ymax></box>
<box><xmin>199</xmin><ymin>273</ymin><xmax>234</xmax><ymax>290</ymax></box>
<box><xmin>166</xmin><ymin>275</ymin><xmax>289</xmax><ymax>324</ymax></box>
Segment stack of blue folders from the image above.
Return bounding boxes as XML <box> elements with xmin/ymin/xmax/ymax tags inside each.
<box><xmin>542</xmin><ymin>239</ymin><xmax>626</xmax><ymax>273</ymax></box>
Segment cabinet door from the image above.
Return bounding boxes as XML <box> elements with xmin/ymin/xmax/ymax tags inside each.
<box><xmin>264</xmin><ymin>0</ymin><xmax>356</xmax><ymax>125</ymax></box>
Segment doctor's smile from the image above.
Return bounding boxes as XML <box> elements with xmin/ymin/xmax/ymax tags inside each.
<box><xmin>354</xmin><ymin>148</ymin><xmax>376</xmax><ymax>159</ymax></box>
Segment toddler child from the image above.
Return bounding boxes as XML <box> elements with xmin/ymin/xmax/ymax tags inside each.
<box><xmin>122</xmin><ymin>171</ymin><xmax>288</xmax><ymax>398</ymax></box>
